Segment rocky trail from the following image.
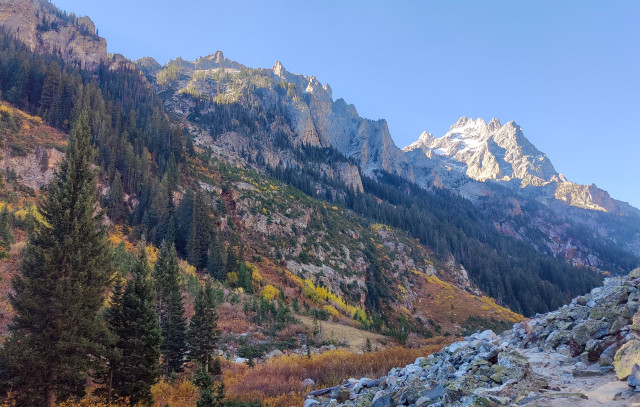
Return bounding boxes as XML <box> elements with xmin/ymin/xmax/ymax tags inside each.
<box><xmin>306</xmin><ymin>269</ymin><xmax>640</xmax><ymax>406</ymax></box>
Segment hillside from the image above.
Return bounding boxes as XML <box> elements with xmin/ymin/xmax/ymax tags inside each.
<box><xmin>0</xmin><ymin>0</ymin><xmax>609</xmax><ymax>328</ymax></box>
<box><xmin>142</xmin><ymin>52</ymin><xmax>640</xmax><ymax>274</ymax></box>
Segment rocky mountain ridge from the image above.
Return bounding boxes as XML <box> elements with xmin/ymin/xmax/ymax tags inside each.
<box><xmin>307</xmin><ymin>268</ymin><xmax>640</xmax><ymax>406</ymax></box>
<box><xmin>0</xmin><ymin>0</ymin><xmax>107</xmax><ymax>69</ymax></box>
<box><xmin>141</xmin><ymin>52</ymin><xmax>640</xmax><ymax>269</ymax></box>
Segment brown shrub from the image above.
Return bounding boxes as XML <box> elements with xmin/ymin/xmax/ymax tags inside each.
<box><xmin>223</xmin><ymin>339</ymin><xmax>451</xmax><ymax>407</ymax></box>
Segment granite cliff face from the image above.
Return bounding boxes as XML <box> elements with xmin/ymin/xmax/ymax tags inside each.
<box><xmin>404</xmin><ymin>117</ymin><xmax>561</xmax><ymax>187</ymax></box>
<box><xmin>402</xmin><ymin>116</ymin><xmax>637</xmax><ymax>218</ymax></box>
<box><xmin>0</xmin><ymin>0</ymin><xmax>107</xmax><ymax>70</ymax></box>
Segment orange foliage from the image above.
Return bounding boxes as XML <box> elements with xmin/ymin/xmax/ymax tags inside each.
<box><xmin>223</xmin><ymin>341</ymin><xmax>450</xmax><ymax>406</ymax></box>
<box><xmin>151</xmin><ymin>380</ymin><xmax>200</xmax><ymax>407</ymax></box>
<box><xmin>218</xmin><ymin>302</ymin><xmax>252</xmax><ymax>334</ymax></box>
<box><xmin>56</xmin><ymin>396</ymin><xmax>131</xmax><ymax>407</ymax></box>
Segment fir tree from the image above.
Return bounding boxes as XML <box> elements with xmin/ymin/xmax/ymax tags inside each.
<box><xmin>95</xmin><ymin>273</ymin><xmax>125</xmax><ymax>404</ymax></box>
<box><xmin>154</xmin><ymin>241</ymin><xmax>187</xmax><ymax>376</ymax></box>
<box><xmin>207</xmin><ymin>231</ymin><xmax>226</xmax><ymax>281</ymax></box>
<box><xmin>188</xmin><ymin>190</ymin><xmax>211</xmax><ymax>270</ymax></box>
<box><xmin>193</xmin><ymin>368</ymin><xmax>225</xmax><ymax>407</ymax></box>
<box><xmin>187</xmin><ymin>278</ymin><xmax>220</xmax><ymax>371</ymax></box>
<box><xmin>108</xmin><ymin>168</ymin><xmax>125</xmax><ymax>222</ymax></box>
<box><xmin>2</xmin><ymin>112</ymin><xmax>112</xmax><ymax>407</ymax></box>
<box><xmin>0</xmin><ymin>205</ymin><xmax>13</xmax><ymax>258</ymax></box>
<box><xmin>112</xmin><ymin>243</ymin><xmax>161</xmax><ymax>406</ymax></box>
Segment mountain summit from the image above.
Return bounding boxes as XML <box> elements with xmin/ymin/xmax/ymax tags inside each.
<box><xmin>404</xmin><ymin>116</ymin><xmax>562</xmax><ymax>187</ymax></box>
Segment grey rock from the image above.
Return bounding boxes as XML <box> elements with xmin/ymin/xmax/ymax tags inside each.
<box><xmin>627</xmin><ymin>363</ymin><xmax>640</xmax><ymax>389</ymax></box>
<box><xmin>304</xmin><ymin>399</ymin><xmax>320</xmax><ymax>407</ymax></box>
<box><xmin>371</xmin><ymin>393</ymin><xmax>391</xmax><ymax>407</ymax></box>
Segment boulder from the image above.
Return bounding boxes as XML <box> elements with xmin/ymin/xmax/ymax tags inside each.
<box><xmin>614</xmin><ymin>340</ymin><xmax>640</xmax><ymax>379</ymax></box>
<box><xmin>370</xmin><ymin>393</ymin><xmax>391</xmax><ymax>407</ymax></box>
<box><xmin>629</xmin><ymin>267</ymin><xmax>640</xmax><ymax>279</ymax></box>
<box><xmin>627</xmin><ymin>364</ymin><xmax>640</xmax><ymax>390</ymax></box>
<box><xmin>303</xmin><ymin>399</ymin><xmax>320</xmax><ymax>407</ymax></box>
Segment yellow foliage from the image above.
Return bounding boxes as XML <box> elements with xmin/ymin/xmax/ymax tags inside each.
<box><xmin>331</xmin><ymin>206</ymin><xmax>338</xmax><ymax>211</ymax></box>
<box><xmin>371</xmin><ymin>223</ymin><xmax>390</xmax><ymax>232</ymax></box>
<box><xmin>261</xmin><ymin>285</ymin><xmax>280</xmax><ymax>301</ymax></box>
<box><xmin>145</xmin><ymin>244</ymin><xmax>159</xmax><ymax>264</ymax></box>
<box><xmin>302</xmin><ymin>279</ymin><xmax>324</xmax><ymax>305</ymax></box>
<box><xmin>301</xmin><ymin>278</ymin><xmax>369</xmax><ymax>323</ymax></box>
<box><xmin>13</xmin><ymin>206</ymin><xmax>45</xmax><ymax>226</ymax></box>
<box><xmin>151</xmin><ymin>380</ymin><xmax>199</xmax><ymax>407</ymax></box>
<box><xmin>323</xmin><ymin>304</ymin><xmax>341</xmax><ymax>318</ymax></box>
<box><xmin>56</xmin><ymin>396</ymin><xmax>130</xmax><ymax>407</ymax></box>
<box><xmin>180</xmin><ymin>260</ymin><xmax>197</xmax><ymax>278</ymax></box>
<box><xmin>227</xmin><ymin>272</ymin><xmax>239</xmax><ymax>285</ymax></box>
<box><xmin>284</xmin><ymin>269</ymin><xmax>303</xmax><ymax>287</ymax></box>
<box><xmin>252</xmin><ymin>270</ymin><xmax>263</xmax><ymax>284</ymax></box>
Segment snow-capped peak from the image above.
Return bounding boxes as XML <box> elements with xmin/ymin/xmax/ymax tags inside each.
<box><xmin>404</xmin><ymin>117</ymin><xmax>559</xmax><ymax>186</ymax></box>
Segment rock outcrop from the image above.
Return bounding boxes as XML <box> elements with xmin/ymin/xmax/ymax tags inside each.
<box><xmin>308</xmin><ymin>270</ymin><xmax>640</xmax><ymax>406</ymax></box>
<box><xmin>0</xmin><ymin>0</ymin><xmax>107</xmax><ymax>70</ymax></box>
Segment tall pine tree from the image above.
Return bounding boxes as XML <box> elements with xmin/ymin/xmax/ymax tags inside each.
<box><xmin>207</xmin><ymin>231</ymin><xmax>226</xmax><ymax>281</ymax></box>
<box><xmin>95</xmin><ymin>273</ymin><xmax>125</xmax><ymax>404</ymax></box>
<box><xmin>0</xmin><ymin>205</ymin><xmax>13</xmax><ymax>258</ymax></box>
<box><xmin>154</xmin><ymin>240</ymin><xmax>187</xmax><ymax>376</ymax></box>
<box><xmin>112</xmin><ymin>243</ymin><xmax>161</xmax><ymax>406</ymax></box>
<box><xmin>188</xmin><ymin>190</ymin><xmax>211</xmax><ymax>270</ymax></box>
<box><xmin>187</xmin><ymin>278</ymin><xmax>220</xmax><ymax>372</ymax></box>
<box><xmin>2</xmin><ymin>112</ymin><xmax>112</xmax><ymax>407</ymax></box>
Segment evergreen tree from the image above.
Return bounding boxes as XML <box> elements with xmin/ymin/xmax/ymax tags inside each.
<box><xmin>154</xmin><ymin>241</ymin><xmax>187</xmax><ymax>376</ymax></box>
<box><xmin>188</xmin><ymin>191</ymin><xmax>211</xmax><ymax>270</ymax></box>
<box><xmin>112</xmin><ymin>243</ymin><xmax>161</xmax><ymax>406</ymax></box>
<box><xmin>0</xmin><ymin>205</ymin><xmax>13</xmax><ymax>258</ymax></box>
<box><xmin>95</xmin><ymin>274</ymin><xmax>125</xmax><ymax>404</ymax></box>
<box><xmin>187</xmin><ymin>278</ymin><xmax>220</xmax><ymax>371</ymax></box>
<box><xmin>108</xmin><ymin>169</ymin><xmax>126</xmax><ymax>222</ymax></box>
<box><xmin>2</xmin><ymin>113</ymin><xmax>112</xmax><ymax>407</ymax></box>
<box><xmin>193</xmin><ymin>368</ymin><xmax>225</xmax><ymax>407</ymax></box>
<box><xmin>207</xmin><ymin>231</ymin><xmax>226</xmax><ymax>281</ymax></box>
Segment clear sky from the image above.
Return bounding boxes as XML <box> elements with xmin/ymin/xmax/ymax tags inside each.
<box><xmin>53</xmin><ymin>0</ymin><xmax>640</xmax><ymax>209</ymax></box>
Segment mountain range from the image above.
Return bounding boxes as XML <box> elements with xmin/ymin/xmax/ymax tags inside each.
<box><xmin>0</xmin><ymin>0</ymin><xmax>638</xmax><ymax>330</ymax></box>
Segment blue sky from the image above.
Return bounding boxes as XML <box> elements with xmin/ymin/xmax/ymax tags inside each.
<box><xmin>55</xmin><ymin>0</ymin><xmax>640</xmax><ymax>208</ymax></box>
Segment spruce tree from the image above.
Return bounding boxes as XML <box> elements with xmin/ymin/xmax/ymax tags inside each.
<box><xmin>207</xmin><ymin>231</ymin><xmax>226</xmax><ymax>281</ymax></box>
<box><xmin>108</xmin><ymin>168</ymin><xmax>125</xmax><ymax>222</ymax></box>
<box><xmin>154</xmin><ymin>240</ymin><xmax>187</xmax><ymax>376</ymax></box>
<box><xmin>95</xmin><ymin>273</ymin><xmax>125</xmax><ymax>404</ymax></box>
<box><xmin>2</xmin><ymin>112</ymin><xmax>112</xmax><ymax>407</ymax></box>
<box><xmin>0</xmin><ymin>205</ymin><xmax>13</xmax><ymax>258</ymax></box>
<box><xmin>112</xmin><ymin>243</ymin><xmax>161</xmax><ymax>406</ymax></box>
<box><xmin>187</xmin><ymin>278</ymin><xmax>220</xmax><ymax>371</ymax></box>
<box><xmin>188</xmin><ymin>190</ymin><xmax>211</xmax><ymax>270</ymax></box>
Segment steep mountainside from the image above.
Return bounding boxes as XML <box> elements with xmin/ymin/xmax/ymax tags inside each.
<box><xmin>0</xmin><ymin>0</ymin><xmax>629</xmax><ymax>328</ymax></box>
<box><xmin>142</xmin><ymin>52</ymin><xmax>639</xmax><ymax>273</ymax></box>
<box><xmin>0</xmin><ymin>0</ymin><xmax>106</xmax><ymax>69</ymax></box>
